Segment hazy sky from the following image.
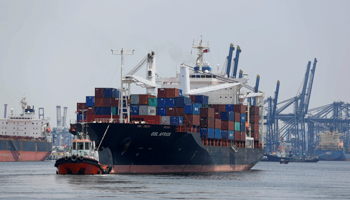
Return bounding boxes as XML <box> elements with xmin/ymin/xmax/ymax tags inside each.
<box><xmin>1</xmin><ymin>0</ymin><xmax>349</xmax><ymax>125</ymax></box>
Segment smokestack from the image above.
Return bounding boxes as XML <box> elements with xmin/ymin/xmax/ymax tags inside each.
<box><xmin>4</xmin><ymin>104</ymin><xmax>7</xmax><ymax>118</ymax></box>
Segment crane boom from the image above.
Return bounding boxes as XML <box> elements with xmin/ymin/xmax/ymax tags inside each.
<box><xmin>298</xmin><ymin>61</ymin><xmax>311</xmax><ymax>116</ymax></box>
<box><xmin>303</xmin><ymin>58</ymin><xmax>317</xmax><ymax>116</ymax></box>
<box><xmin>225</xmin><ymin>44</ymin><xmax>235</xmax><ymax>77</ymax></box>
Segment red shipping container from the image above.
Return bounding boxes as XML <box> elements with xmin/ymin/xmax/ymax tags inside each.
<box><xmin>190</xmin><ymin>95</ymin><xmax>196</xmax><ymax>103</ymax></box>
<box><xmin>213</xmin><ymin>104</ymin><xmax>226</xmax><ymax>113</ymax></box>
<box><xmin>86</xmin><ymin>107</ymin><xmax>94</xmax><ymax>115</ymax></box>
<box><xmin>103</xmin><ymin>98</ymin><xmax>112</xmax><ymax>107</ymax></box>
<box><xmin>200</xmin><ymin>107</ymin><xmax>215</xmax><ymax>118</ymax></box>
<box><xmin>184</xmin><ymin>114</ymin><xmax>200</xmax><ymax>126</ymax></box>
<box><xmin>234</xmin><ymin>131</ymin><xmax>241</xmax><ymax>141</ymax></box>
<box><xmin>158</xmin><ymin>88</ymin><xmax>166</xmax><ymax>98</ymax></box>
<box><xmin>95</xmin><ymin>98</ymin><xmax>104</xmax><ymax>107</ymax></box>
<box><xmin>111</xmin><ymin>98</ymin><xmax>119</xmax><ymax>107</ymax></box>
<box><xmin>77</xmin><ymin>103</ymin><xmax>86</xmax><ymax>111</ymax></box>
<box><xmin>86</xmin><ymin>114</ymin><xmax>94</xmax><ymax>122</ymax></box>
<box><xmin>215</xmin><ymin>119</ymin><xmax>221</xmax><ymax>129</ymax></box>
<box><xmin>175</xmin><ymin>107</ymin><xmax>184</xmax><ymax>116</ymax></box>
<box><xmin>165</xmin><ymin>88</ymin><xmax>179</xmax><ymax>98</ymax></box>
<box><xmin>166</xmin><ymin>107</ymin><xmax>176</xmax><ymax>116</ymax></box>
<box><xmin>221</xmin><ymin>121</ymin><xmax>234</xmax><ymax>130</ymax></box>
<box><xmin>200</xmin><ymin>117</ymin><xmax>215</xmax><ymax>128</ymax></box>
<box><xmin>139</xmin><ymin>94</ymin><xmax>155</xmax><ymax>105</ymax></box>
<box><xmin>253</xmin><ymin>132</ymin><xmax>259</xmax><ymax>141</ymax></box>
<box><xmin>241</xmin><ymin>132</ymin><xmax>246</xmax><ymax>141</ymax></box>
<box><xmin>95</xmin><ymin>88</ymin><xmax>104</xmax><ymax>98</ymax></box>
<box><xmin>234</xmin><ymin>104</ymin><xmax>247</xmax><ymax>113</ymax></box>
<box><xmin>234</xmin><ymin>112</ymin><xmax>240</xmax><ymax>122</ymax></box>
<box><xmin>214</xmin><ymin>112</ymin><xmax>221</xmax><ymax>119</ymax></box>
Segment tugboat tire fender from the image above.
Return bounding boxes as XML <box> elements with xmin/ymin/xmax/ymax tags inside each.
<box><xmin>80</xmin><ymin>156</ymin><xmax>84</xmax><ymax>160</ymax></box>
<box><xmin>71</xmin><ymin>155</ymin><xmax>77</xmax><ymax>161</ymax></box>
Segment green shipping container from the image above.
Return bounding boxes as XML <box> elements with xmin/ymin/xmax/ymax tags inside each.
<box><xmin>113</xmin><ymin>107</ymin><xmax>117</xmax><ymax>115</ymax></box>
<box><xmin>234</xmin><ymin>122</ymin><xmax>241</xmax><ymax>131</ymax></box>
<box><xmin>148</xmin><ymin>98</ymin><xmax>158</xmax><ymax>107</ymax></box>
<box><xmin>202</xmin><ymin>104</ymin><xmax>211</xmax><ymax>108</ymax></box>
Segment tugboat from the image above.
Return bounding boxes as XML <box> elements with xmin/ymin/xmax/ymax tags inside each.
<box><xmin>280</xmin><ymin>159</ymin><xmax>289</xmax><ymax>164</ymax></box>
<box><xmin>54</xmin><ymin>125</ymin><xmax>111</xmax><ymax>175</ymax></box>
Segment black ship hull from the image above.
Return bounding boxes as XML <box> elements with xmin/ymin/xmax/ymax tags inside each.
<box><xmin>71</xmin><ymin>123</ymin><xmax>264</xmax><ymax>173</ymax></box>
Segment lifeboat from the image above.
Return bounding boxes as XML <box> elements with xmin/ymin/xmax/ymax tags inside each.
<box><xmin>54</xmin><ymin>132</ymin><xmax>111</xmax><ymax>175</ymax></box>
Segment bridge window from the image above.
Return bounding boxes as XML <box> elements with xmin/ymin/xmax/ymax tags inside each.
<box><xmin>85</xmin><ymin>142</ymin><xmax>90</xmax><ymax>150</ymax></box>
<box><xmin>78</xmin><ymin>142</ymin><xmax>84</xmax><ymax>150</ymax></box>
<box><xmin>72</xmin><ymin>143</ymin><xmax>77</xmax><ymax>150</ymax></box>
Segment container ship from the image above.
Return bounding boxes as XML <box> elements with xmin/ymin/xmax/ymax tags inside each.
<box><xmin>315</xmin><ymin>131</ymin><xmax>346</xmax><ymax>161</ymax></box>
<box><xmin>70</xmin><ymin>38</ymin><xmax>265</xmax><ymax>173</ymax></box>
<box><xmin>0</xmin><ymin>97</ymin><xmax>52</xmax><ymax>162</ymax></box>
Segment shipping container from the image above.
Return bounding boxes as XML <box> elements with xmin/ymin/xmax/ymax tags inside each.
<box><xmin>161</xmin><ymin>116</ymin><xmax>170</xmax><ymax>125</ymax></box>
<box><xmin>148</xmin><ymin>98</ymin><xmax>157</xmax><ymax>107</ymax></box>
<box><xmin>183</xmin><ymin>114</ymin><xmax>200</xmax><ymax>126</ymax></box>
<box><xmin>175</xmin><ymin>97</ymin><xmax>191</xmax><ymax>107</ymax></box>
<box><xmin>190</xmin><ymin>95</ymin><xmax>196</xmax><ymax>103</ymax></box>
<box><xmin>165</xmin><ymin>88</ymin><xmax>179</xmax><ymax>98</ymax></box>
<box><xmin>225</xmin><ymin>104</ymin><xmax>234</xmax><ymax>112</ymax></box>
<box><xmin>222</xmin><ymin>130</ymin><xmax>229</xmax><ymax>139</ymax></box>
<box><xmin>130</xmin><ymin>94</ymin><xmax>140</xmax><ymax>105</ymax></box>
<box><xmin>170</xmin><ymin>116</ymin><xmax>183</xmax><ymax>125</ymax></box>
<box><xmin>112</xmin><ymin>107</ymin><xmax>117</xmax><ymax>115</ymax></box>
<box><xmin>221</xmin><ymin>121</ymin><xmax>234</xmax><ymax>130</ymax></box>
<box><xmin>157</xmin><ymin>107</ymin><xmax>167</xmax><ymax>116</ymax></box>
<box><xmin>86</xmin><ymin>96</ymin><xmax>95</xmax><ymax>107</ymax></box>
<box><xmin>241</xmin><ymin>132</ymin><xmax>246</xmax><ymax>141</ymax></box>
<box><xmin>130</xmin><ymin>105</ymin><xmax>139</xmax><ymax>115</ymax></box>
<box><xmin>251</xmin><ymin>123</ymin><xmax>259</xmax><ymax>132</ymax></box>
<box><xmin>200</xmin><ymin>117</ymin><xmax>215</xmax><ymax>128</ymax></box>
<box><xmin>249</xmin><ymin>115</ymin><xmax>259</xmax><ymax>123</ymax></box>
<box><xmin>139</xmin><ymin>105</ymin><xmax>156</xmax><ymax>115</ymax></box>
<box><xmin>194</xmin><ymin>95</ymin><xmax>209</xmax><ymax>104</ymax></box>
<box><xmin>234</xmin><ymin>131</ymin><xmax>241</xmax><ymax>141</ymax></box>
<box><xmin>166</xmin><ymin>107</ymin><xmax>176</xmax><ymax>116</ymax></box>
<box><xmin>95</xmin><ymin>88</ymin><xmax>104</xmax><ymax>98</ymax></box>
<box><xmin>184</xmin><ymin>103</ymin><xmax>201</xmax><ymax>115</ymax></box>
<box><xmin>103</xmin><ymin>98</ymin><xmax>112</xmax><ymax>107</ymax></box>
<box><xmin>94</xmin><ymin>107</ymin><xmax>104</xmax><ymax>115</ymax></box>
<box><xmin>157</xmin><ymin>98</ymin><xmax>166</xmax><ymax>107</ymax></box>
<box><xmin>158</xmin><ymin>88</ymin><xmax>166</xmax><ymax>98</ymax></box>
<box><xmin>253</xmin><ymin>132</ymin><xmax>259</xmax><ymax>141</ymax></box>
<box><xmin>166</xmin><ymin>98</ymin><xmax>175</xmax><ymax>107</ymax></box>
<box><xmin>200</xmin><ymin>107</ymin><xmax>215</xmax><ymax>118</ymax></box>
<box><xmin>240</xmin><ymin>114</ymin><xmax>246</xmax><ymax>122</ymax></box>
<box><xmin>229</xmin><ymin>130</ymin><xmax>234</xmax><ymax>140</ymax></box>
<box><xmin>215</xmin><ymin>119</ymin><xmax>221</xmax><ymax>129</ymax></box>
<box><xmin>76</xmin><ymin>113</ymin><xmax>87</xmax><ymax>122</ymax></box>
<box><xmin>200</xmin><ymin>128</ymin><xmax>215</xmax><ymax>138</ymax></box>
<box><xmin>234</xmin><ymin>112</ymin><xmax>240</xmax><ymax>122</ymax></box>
<box><xmin>214</xmin><ymin>112</ymin><xmax>221</xmax><ymax>119</ymax></box>
<box><xmin>103</xmin><ymin>88</ymin><xmax>112</xmax><ymax>98</ymax></box>
<box><xmin>234</xmin><ymin>104</ymin><xmax>247</xmax><ymax>113</ymax></box>
<box><xmin>221</xmin><ymin>111</ymin><xmax>234</xmax><ymax>121</ymax></box>
<box><xmin>179</xmin><ymin>89</ymin><xmax>183</xmax><ymax>97</ymax></box>
<box><xmin>111</xmin><ymin>98</ymin><xmax>119</xmax><ymax>107</ymax></box>
<box><xmin>200</xmin><ymin>128</ymin><xmax>208</xmax><ymax>138</ymax></box>
<box><xmin>213</xmin><ymin>104</ymin><xmax>226</xmax><ymax>113</ymax></box>
<box><xmin>77</xmin><ymin>103</ymin><xmax>86</xmax><ymax>111</ymax></box>
<box><xmin>86</xmin><ymin>114</ymin><xmax>94</xmax><ymax>122</ymax></box>
<box><xmin>250</xmin><ymin>106</ymin><xmax>259</xmax><ymax>115</ymax></box>
<box><xmin>215</xmin><ymin>129</ymin><xmax>221</xmax><ymax>139</ymax></box>
<box><xmin>112</xmin><ymin>88</ymin><xmax>119</xmax><ymax>98</ymax></box>
<box><xmin>234</xmin><ymin>122</ymin><xmax>240</xmax><ymax>131</ymax></box>
<box><xmin>175</xmin><ymin>107</ymin><xmax>185</xmax><ymax>116</ymax></box>
<box><xmin>140</xmin><ymin>94</ymin><xmax>154</xmax><ymax>105</ymax></box>
<box><xmin>241</xmin><ymin>123</ymin><xmax>246</xmax><ymax>132</ymax></box>
<box><xmin>86</xmin><ymin>107</ymin><xmax>94</xmax><ymax>115</ymax></box>
<box><xmin>103</xmin><ymin>107</ymin><xmax>112</xmax><ymax>115</ymax></box>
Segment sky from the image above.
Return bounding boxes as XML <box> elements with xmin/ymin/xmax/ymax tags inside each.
<box><xmin>0</xmin><ymin>0</ymin><xmax>349</xmax><ymax>125</ymax></box>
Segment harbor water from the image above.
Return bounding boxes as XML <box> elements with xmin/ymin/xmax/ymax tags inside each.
<box><xmin>0</xmin><ymin>161</ymin><xmax>349</xmax><ymax>199</ymax></box>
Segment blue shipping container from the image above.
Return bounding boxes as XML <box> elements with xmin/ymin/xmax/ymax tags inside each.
<box><xmin>130</xmin><ymin>94</ymin><xmax>140</xmax><ymax>105</ymax></box>
<box><xmin>200</xmin><ymin>128</ymin><xmax>208</xmax><ymax>138</ymax></box>
<box><xmin>184</xmin><ymin>103</ymin><xmax>201</xmax><ymax>115</ymax></box>
<box><xmin>179</xmin><ymin>89</ymin><xmax>183</xmax><ymax>97</ymax></box>
<box><xmin>157</xmin><ymin>107</ymin><xmax>167</xmax><ymax>116</ymax></box>
<box><xmin>195</xmin><ymin>95</ymin><xmax>209</xmax><ymax>105</ymax></box>
<box><xmin>130</xmin><ymin>105</ymin><xmax>139</xmax><ymax>115</ymax></box>
<box><xmin>77</xmin><ymin>113</ymin><xmax>86</xmax><ymax>122</ymax></box>
<box><xmin>103</xmin><ymin>107</ymin><xmax>112</xmax><ymax>115</ymax></box>
<box><xmin>94</xmin><ymin>107</ymin><xmax>104</xmax><ymax>115</ymax></box>
<box><xmin>221</xmin><ymin>130</ymin><xmax>229</xmax><ymax>139</ymax></box>
<box><xmin>203</xmin><ymin>128</ymin><xmax>215</xmax><ymax>138</ymax></box>
<box><xmin>221</xmin><ymin>111</ymin><xmax>234</xmax><ymax>121</ymax></box>
<box><xmin>103</xmin><ymin>88</ymin><xmax>113</xmax><ymax>97</ymax></box>
<box><xmin>215</xmin><ymin>129</ymin><xmax>221</xmax><ymax>139</ymax></box>
<box><xmin>112</xmin><ymin>89</ymin><xmax>119</xmax><ymax>98</ymax></box>
<box><xmin>229</xmin><ymin>130</ymin><xmax>234</xmax><ymax>140</ymax></box>
<box><xmin>241</xmin><ymin>123</ymin><xmax>246</xmax><ymax>132</ymax></box>
<box><xmin>175</xmin><ymin>97</ymin><xmax>191</xmax><ymax>107</ymax></box>
<box><xmin>226</xmin><ymin>104</ymin><xmax>234</xmax><ymax>111</ymax></box>
<box><xmin>240</xmin><ymin>114</ymin><xmax>246</xmax><ymax>122</ymax></box>
<box><xmin>166</xmin><ymin>98</ymin><xmax>175</xmax><ymax>107</ymax></box>
<box><xmin>157</xmin><ymin>98</ymin><xmax>166</xmax><ymax>107</ymax></box>
<box><xmin>170</xmin><ymin>116</ymin><xmax>183</xmax><ymax>125</ymax></box>
<box><xmin>86</xmin><ymin>96</ymin><xmax>95</xmax><ymax>107</ymax></box>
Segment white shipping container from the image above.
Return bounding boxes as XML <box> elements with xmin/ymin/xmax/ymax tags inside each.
<box><xmin>139</xmin><ymin>105</ymin><xmax>156</xmax><ymax>115</ymax></box>
<box><xmin>161</xmin><ymin>116</ymin><xmax>170</xmax><ymax>125</ymax></box>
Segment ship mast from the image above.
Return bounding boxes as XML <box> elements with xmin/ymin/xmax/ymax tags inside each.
<box><xmin>192</xmin><ymin>35</ymin><xmax>209</xmax><ymax>71</ymax></box>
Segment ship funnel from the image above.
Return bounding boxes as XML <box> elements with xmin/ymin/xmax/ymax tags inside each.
<box><xmin>3</xmin><ymin>104</ymin><xmax>7</xmax><ymax>118</ymax></box>
<box><xmin>180</xmin><ymin>64</ymin><xmax>190</xmax><ymax>96</ymax></box>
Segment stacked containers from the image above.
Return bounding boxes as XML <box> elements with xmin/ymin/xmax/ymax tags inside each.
<box><xmin>250</xmin><ymin>105</ymin><xmax>260</xmax><ymax>141</ymax></box>
<box><xmin>234</xmin><ymin>104</ymin><xmax>247</xmax><ymax>141</ymax></box>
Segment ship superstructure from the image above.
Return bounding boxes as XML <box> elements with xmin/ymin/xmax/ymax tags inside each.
<box><xmin>0</xmin><ymin>97</ymin><xmax>52</xmax><ymax>161</ymax></box>
<box><xmin>315</xmin><ymin>131</ymin><xmax>346</xmax><ymax>161</ymax></box>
